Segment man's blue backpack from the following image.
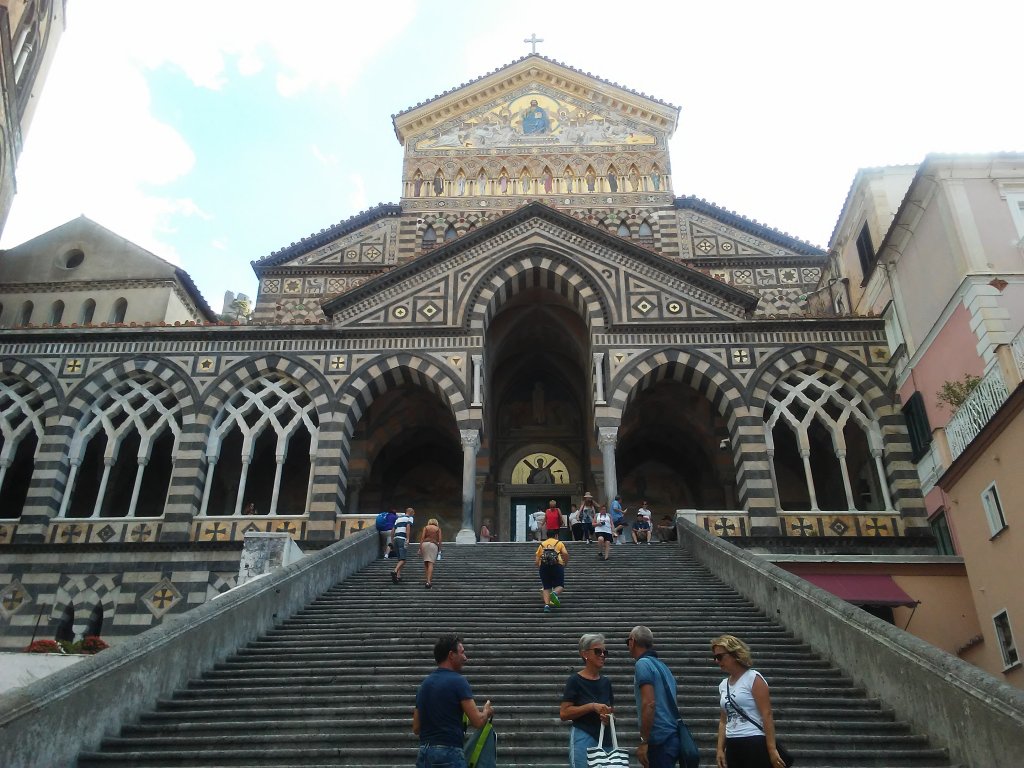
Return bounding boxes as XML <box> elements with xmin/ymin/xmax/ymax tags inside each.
<box><xmin>375</xmin><ymin>511</ymin><xmax>397</xmax><ymax>532</ymax></box>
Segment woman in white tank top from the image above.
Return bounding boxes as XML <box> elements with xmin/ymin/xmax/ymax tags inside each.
<box><xmin>711</xmin><ymin>634</ymin><xmax>788</xmax><ymax>768</ymax></box>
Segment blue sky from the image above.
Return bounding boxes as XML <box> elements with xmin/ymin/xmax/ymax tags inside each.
<box><xmin>3</xmin><ymin>0</ymin><xmax>1022</xmax><ymax>312</ymax></box>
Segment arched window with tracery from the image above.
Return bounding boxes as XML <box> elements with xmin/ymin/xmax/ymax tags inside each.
<box><xmin>0</xmin><ymin>375</ymin><xmax>45</xmax><ymax>518</ymax></box>
<box><xmin>637</xmin><ymin>220</ymin><xmax>654</xmax><ymax>242</ymax></box>
<box><xmin>60</xmin><ymin>374</ymin><xmax>182</xmax><ymax>518</ymax></box>
<box><xmin>616</xmin><ymin>221</ymin><xmax>631</xmax><ymax>237</ymax></box>
<box><xmin>200</xmin><ymin>373</ymin><xmax>319</xmax><ymax>517</ymax></box>
<box><xmin>17</xmin><ymin>300</ymin><xmax>33</xmax><ymax>326</ymax></box>
<box><xmin>763</xmin><ymin>367</ymin><xmax>891</xmax><ymax>512</ymax></box>
<box><xmin>444</xmin><ymin>224</ymin><xmax>457</xmax><ymax>242</ymax></box>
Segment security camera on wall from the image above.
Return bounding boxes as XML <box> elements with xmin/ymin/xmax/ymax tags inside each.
<box><xmin>719</xmin><ymin>438</ymin><xmax>730</xmax><ymax>451</ymax></box>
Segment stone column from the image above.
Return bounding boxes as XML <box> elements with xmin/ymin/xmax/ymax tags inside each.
<box><xmin>456</xmin><ymin>429</ymin><xmax>481</xmax><ymax>544</ymax></box>
<box><xmin>593</xmin><ymin>353</ymin><xmax>606</xmax><ymax>405</ymax></box>
<box><xmin>598</xmin><ymin>426</ymin><xmax>618</xmax><ymax>505</ymax></box>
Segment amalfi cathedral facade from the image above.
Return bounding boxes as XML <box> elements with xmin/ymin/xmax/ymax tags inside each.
<box><xmin>0</xmin><ymin>55</ymin><xmax>928</xmax><ymax>646</ymax></box>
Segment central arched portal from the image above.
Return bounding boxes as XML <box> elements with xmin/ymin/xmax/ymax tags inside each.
<box><xmin>483</xmin><ymin>284</ymin><xmax>591</xmax><ymax>541</ymax></box>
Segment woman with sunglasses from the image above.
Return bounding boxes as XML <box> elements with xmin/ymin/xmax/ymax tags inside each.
<box><xmin>560</xmin><ymin>633</ymin><xmax>615</xmax><ymax>768</ymax></box>
<box><xmin>711</xmin><ymin>634</ymin><xmax>787</xmax><ymax>768</ymax></box>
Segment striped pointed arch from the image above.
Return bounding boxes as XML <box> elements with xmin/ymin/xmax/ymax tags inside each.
<box><xmin>0</xmin><ymin>357</ymin><xmax>62</xmax><ymax>419</ymax></box>
<box><xmin>608</xmin><ymin>348</ymin><xmax>747</xmax><ymax>426</ymax></box>
<box><xmin>337</xmin><ymin>354</ymin><xmax>470</xmax><ymax>455</ymax></box>
<box><xmin>57</xmin><ymin>359</ymin><xmax>198</xmax><ymax>520</ymax></box>
<box><xmin>64</xmin><ymin>357</ymin><xmax>198</xmax><ymax>424</ymax></box>
<box><xmin>750</xmin><ymin>347</ymin><xmax>889</xmax><ymax>418</ymax></box>
<box><xmin>201</xmin><ymin>355</ymin><xmax>333</xmax><ymax>424</ymax></box>
<box><xmin>751</xmin><ymin>346</ymin><xmax>920</xmax><ymax>518</ymax></box>
<box><xmin>608</xmin><ymin>348</ymin><xmax>771</xmax><ymax>517</ymax></box>
<box><xmin>466</xmin><ymin>249</ymin><xmax>610</xmax><ymax>333</ymax></box>
<box><xmin>0</xmin><ymin>360</ymin><xmax>59</xmax><ymax>519</ymax></box>
<box><xmin>0</xmin><ymin>359</ymin><xmax>58</xmax><ymax>461</ymax></box>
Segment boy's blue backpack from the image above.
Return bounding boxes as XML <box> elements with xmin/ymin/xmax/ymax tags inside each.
<box><xmin>375</xmin><ymin>511</ymin><xmax>397</xmax><ymax>532</ymax></box>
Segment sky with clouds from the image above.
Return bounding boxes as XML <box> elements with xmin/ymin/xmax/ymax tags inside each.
<box><xmin>2</xmin><ymin>0</ymin><xmax>1022</xmax><ymax>312</ymax></box>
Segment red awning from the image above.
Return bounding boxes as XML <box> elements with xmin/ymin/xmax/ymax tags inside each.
<box><xmin>801</xmin><ymin>573</ymin><xmax>918</xmax><ymax>607</ymax></box>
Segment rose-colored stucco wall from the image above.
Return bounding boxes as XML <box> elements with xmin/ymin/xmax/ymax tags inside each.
<box><xmin>898</xmin><ymin>304</ymin><xmax>984</xmax><ymax>431</ymax></box>
<box><xmin>941</xmin><ymin>410</ymin><xmax>1024</xmax><ymax>688</ymax></box>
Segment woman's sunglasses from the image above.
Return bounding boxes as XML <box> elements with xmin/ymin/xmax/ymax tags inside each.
<box><xmin>590</xmin><ymin>648</ymin><xmax>608</xmax><ymax>657</ymax></box>
<box><xmin>712</xmin><ymin>653</ymin><xmax>731</xmax><ymax>662</ymax></box>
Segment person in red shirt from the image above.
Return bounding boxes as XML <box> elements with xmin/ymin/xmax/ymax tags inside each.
<box><xmin>544</xmin><ymin>500</ymin><xmax>566</xmax><ymax>539</ymax></box>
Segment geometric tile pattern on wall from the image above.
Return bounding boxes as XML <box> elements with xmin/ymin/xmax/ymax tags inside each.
<box><xmin>142</xmin><ymin>577</ymin><xmax>182</xmax><ymax>619</ymax></box>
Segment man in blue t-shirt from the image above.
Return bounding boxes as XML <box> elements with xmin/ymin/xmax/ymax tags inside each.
<box><xmin>413</xmin><ymin>633</ymin><xmax>494</xmax><ymax>768</ymax></box>
<box><xmin>629</xmin><ymin>625</ymin><xmax>682</xmax><ymax>768</ymax></box>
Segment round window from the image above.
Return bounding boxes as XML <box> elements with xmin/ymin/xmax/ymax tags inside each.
<box><xmin>64</xmin><ymin>249</ymin><xmax>85</xmax><ymax>269</ymax></box>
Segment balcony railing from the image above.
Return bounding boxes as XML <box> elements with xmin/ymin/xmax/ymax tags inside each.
<box><xmin>945</xmin><ymin>327</ymin><xmax>1024</xmax><ymax>459</ymax></box>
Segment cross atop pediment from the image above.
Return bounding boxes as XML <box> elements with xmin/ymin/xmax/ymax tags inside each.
<box><xmin>523</xmin><ymin>33</ymin><xmax>543</xmax><ymax>55</ymax></box>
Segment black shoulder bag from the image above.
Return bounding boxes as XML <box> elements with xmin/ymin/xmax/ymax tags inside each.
<box><xmin>725</xmin><ymin>681</ymin><xmax>795</xmax><ymax>767</ymax></box>
<box><xmin>648</xmin><ymin>658</ymin><xmax>699</xmax><ymax>768</ymax></box>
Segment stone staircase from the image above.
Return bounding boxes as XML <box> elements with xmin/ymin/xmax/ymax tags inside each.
<box><xmin>76</xmin><ymin>541</ymin><xmax>953</xmax><ymax>767</ymax></box>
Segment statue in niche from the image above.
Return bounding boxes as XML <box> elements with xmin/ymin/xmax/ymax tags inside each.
<box><xmin>542</xmin><ymin>169</ymin><xmax>553</xmax><ymax>193</ymax></box>
<box><xmin>413</xmin><ymin>171</ymin><xmax>423</xmax><ymax>197</ymax></box>
<box><xmin>477</xmin><ymin>169</ymin><xmax>487</xmax><ymax>195</ymax></box>
<box><xmin>628</xmin><ymin>167</ymin><xmax>641</xmax><ymax>192</ymax></box>
<box><xmin>520</xmin><ymin>168</ymin><xmax>532</xmax><ymax>194</ymax></box>
<box><xmin>521</xmin><ymin>99</ymin><xmax>550</xmax><ymax>134</ymax></box>
<box><xmin>432</xmin><ymin>170</ymin><xmax>444</xmax><ymax>196</ymax></box>
<box><xmin>607</xmin><ymin>171</ymin><xmax>618</xmax><ymax>193</ymax></box>
<box><xmin>532</xmin><ymin>381</ymin><xmax>546</xmax><ymax>425</ymax></box>
<box><xmin>585</xmin><ymin>169</ymin><xmax>597</xmax><ymax>192</ymax></box>
<box><xmin>456</xmin><ymin>172</ymin><xmax>466</xmax><ymax>196</ymax></box>
<box><xmin>651</xmin><ymin>170</ymin><xmax>661</xmax><ymax>191</ymax></box>
<box><xmin>523</xmin><ymin>456</ymin><xmax>555</xmax><ymax>484</ymax></box>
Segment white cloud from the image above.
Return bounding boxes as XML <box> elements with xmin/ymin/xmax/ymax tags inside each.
<box><xmin>108</xmin><ymin>0</ymin><xmax>418</xmax><ymax>97</ymax></box>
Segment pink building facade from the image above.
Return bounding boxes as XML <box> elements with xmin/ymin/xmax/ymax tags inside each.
<box><xmin>825</xmin><ymin>153</ymin><xmax>1024</xmax><ymax>685</ymax></box>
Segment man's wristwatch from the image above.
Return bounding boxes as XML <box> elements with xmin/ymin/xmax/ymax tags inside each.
<box><xmin>639</xmin><ymin>737</ymin><xmax>647</xmax><ymax>744</ymax></box>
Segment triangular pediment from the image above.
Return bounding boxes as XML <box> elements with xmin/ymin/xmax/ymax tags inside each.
<box><xmin>394</xmin><ymin>56</ymin><xmax>679</xmax><ymax>151</ymax></box>
<box><xmin>253</xmin><ymin>204</ymin><xmax>401</xmax><ymax>270</ymax></box>
<box><xmin>322</xmin><ymin>203</ymin><xmax>756</xmax><ymax>331</ymax></box>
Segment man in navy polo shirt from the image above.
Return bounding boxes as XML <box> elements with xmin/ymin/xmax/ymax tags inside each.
<box><xmin>413</xmin><ymin>633</ymin><xmax>494</xmax><ymax>768</ymax></box>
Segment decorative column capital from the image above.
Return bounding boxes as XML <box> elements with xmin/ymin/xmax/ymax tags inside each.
<box><xmin>460</xmin><ymin>429</ymin><xmax>481</xmax><ymax>449</ymax></box>
<box><xmin>597</xmin><ymin>426</ymin><xmax>618</xmax><ymax>448</ymax></box>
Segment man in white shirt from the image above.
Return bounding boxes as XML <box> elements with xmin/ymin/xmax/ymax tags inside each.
<box><xmin>633</xmin><ymin>502</ymin><xmax>653</xmax><ymax>544</ymax></box>
<box><xmin>390</xmin><ymin>507</ymin><xmax>415</xmax><ymax>583</ymax></box>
